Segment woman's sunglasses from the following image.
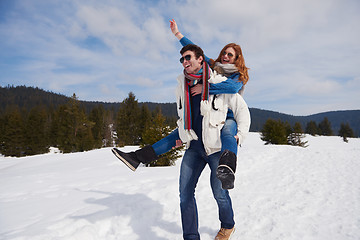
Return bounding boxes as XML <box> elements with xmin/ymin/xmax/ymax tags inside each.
<box><xmin>180</xmin><ymin>54</ymin><xmax>191</xmax><ymax>63</ymax></box>
<box><xmin>223</xmin><ymin>51</ymin><xmax>234</xmax><ymax>57</ymax></box>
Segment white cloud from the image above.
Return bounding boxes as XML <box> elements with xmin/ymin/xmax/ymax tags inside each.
<box><xmin>0</xmin><ymin>0</ymin><xmax>359</xmax><ymax>115</ymax></box>
<box><xmin>76</xmin><ymin>5</ymin><xmax>144</xmax><ymax>54</ymax></box>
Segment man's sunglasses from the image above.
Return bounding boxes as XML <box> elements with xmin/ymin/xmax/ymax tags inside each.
<box><xmin>223</xmin><ymin>51</ymin><xmax>234</xmax><ymax>57</ymax></box>
<box><xmin>180</xmin><ymin>54</ymin><xmax>191</xmax><ymax>63</ymax></box>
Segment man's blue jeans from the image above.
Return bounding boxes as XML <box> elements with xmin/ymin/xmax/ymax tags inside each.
<box><xmin>152</xmin><ymin>118</ymin><xmax>238</xmax><ymax>156</ymax></box>
<box><xmin>179</xmin><ymin>148</ymin><xmax>235</xmax><ymax>240</ymax></box>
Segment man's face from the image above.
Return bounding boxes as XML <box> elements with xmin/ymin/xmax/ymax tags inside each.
<box><xmin>181</xmin><ymin>50</ymin><xmax>203</xmax><ymax>74</ymax></box>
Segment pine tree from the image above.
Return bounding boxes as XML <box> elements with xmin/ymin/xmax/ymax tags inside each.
<box><xmin>75</xmin><ymin>117</ymin><xmax>95</xmax><ymax>152</ymax></box>
<box><xmin>260</xmin><ymin>119</ymin><xmax>288</xmax><ymax>145</ymax></box>
<box><xmin>0</xmin><ymin>113</ymin><xmax>4</xmax><ymax>154</ymax></box>
<box><xmin>338</xmin><ymin>123</ymin><xmax>355</xmax><ymax>143</ymax></box>
<box><xmin>288</xmin><ymin>122</ymin><xmax>308</xmax><ymax>147</ymax></box>
<box><xmin>46</xmin><ymin>105</ymin><xmax>57</xmax><ymax>146</ymax></box>
<box><xmin>318</xmin><ymin>117</ymin><xmax>333</xmax><ymax>136</ymax></box>
<box><xmin>284</xmin><ymin>121</ymin><xmax>293</xmax><ymax>139</ymax></box>
<box><xmin>1</xmin><ymin>107</ymin><xmax>25</xmax><ymax>156</ymax></box>
<box><xmin>89</xmin><ymin>104</ymin><xmax>107</xmax><ymax>148</ymax></box>
<box><xmin>56</xmin><ymin>94</ymin><xmax>95</xmax><ymax>152</ymax></box>
<box><xmin>141</xmin><ymin>108</ymin><xmax>181</xmax><ymax>167</ymax></box>
<box><xmin>56</xmin><ymin>105</ymin><xmax>75</xmax><ymax>152</ymax></box>
<box><xmin>102</xmin><ymin>109</ymin><xmax>115</xmax><ymax>147</ymax></box>
<box><xmin>71</xmin><ymin>95</ymin><xmax>95</xmax><ymax>152</ymax></box>
<box><xmin>139</xmin><ymin>104</ymin><xmax>152</xmax><ymax>143</ymax></box>
<box><xmin>305</xmin><ymin>121</ymin><xmax>319</xmax><ymax>136</ymax></box>
<box><xmin>24</xmin><ymin>106</ymin><xmax>49</xmax><ymax>155</ymax></box>
<box><xmin>115</xmin><ymin>92</ymin><xmax>141</xmax><ymax>146</ymax></box>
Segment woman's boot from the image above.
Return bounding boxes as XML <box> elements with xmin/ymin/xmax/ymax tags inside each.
<box><xmin>216</xmin><ymin>149</ymin><xmax>236</xmax><ymax>189</ymax></box>
<box><xmin>111</xmin><ymin>145</ymin><xmax>157</xmax><ymax>171</ymax></box>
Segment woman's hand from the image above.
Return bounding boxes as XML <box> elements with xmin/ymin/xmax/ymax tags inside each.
<box><xmin>234</xmin><ymin>135</ymin><xmax>239</xmax><ymax>144</ymax></box>
<box><xmin>172</xmin><ymin>139</ymin><xmax>183</xmax><ymax>149</ymax></box>
<box><xmin>190</xmin><ymin>84</ymin><xmax>202</xmax><ymax>96</ymax></box>
<box><xmin>170</xmin><ymin>19</ymin><xmax>183</xmax><ymax>40</ymax></box>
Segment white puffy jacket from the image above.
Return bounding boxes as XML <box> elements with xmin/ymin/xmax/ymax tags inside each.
<box><xmin>175</xmin><ymin>69</ymin><xmax>251</xmax><ymax>155</ymax></box>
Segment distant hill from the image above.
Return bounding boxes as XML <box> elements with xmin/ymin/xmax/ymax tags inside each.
<box><xmin>249</xmin><ymin>108</ymin><xmax>360</xmax><ymax>136</ymax></box>
<box><xmin>0</xmin><ymin>85</ymin><xmax>177</xmax><ymax>116</ymax></box>
<box><xmin>1</xmin><ymin>85</ymin><xmax>359</xmax><ymax>136</ymax></box>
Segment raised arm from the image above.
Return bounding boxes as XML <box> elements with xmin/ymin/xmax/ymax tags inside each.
<box><xmin>170</xmin><ymin>19</ymin><xmax>211</xmax><ymax>64</ymax></box>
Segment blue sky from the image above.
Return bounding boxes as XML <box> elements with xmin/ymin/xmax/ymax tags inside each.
<box><xmin>1</xmin><ymin>0</ymin><xmax>359</xmax><ymax>116</ymax></box>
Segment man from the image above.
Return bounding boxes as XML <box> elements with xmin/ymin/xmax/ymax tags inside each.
<box><xmin>176</xmin><ymin>44</ymin><xmax>235</xmax><ymax>240</ymax></box>
<box><xmin>113</xmin><ymin>44</ymin><xmax>250</xmax><ymax>239</ymax></box>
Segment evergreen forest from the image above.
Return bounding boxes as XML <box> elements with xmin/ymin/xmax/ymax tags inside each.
<box><xmin>0</xmin><ymin>87</ymin><xmax>180</xmax><ymax>165</ymax></box>
<box><xmin>0</xmin><ymin>85</ymin><xmax>358</xmax><ymax>159</ymax></box>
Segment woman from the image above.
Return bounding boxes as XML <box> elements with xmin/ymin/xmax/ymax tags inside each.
<box><xmin>170</xmin><ymin>19</ymin><xmax>250</xmax><ymax>189</ymax></box>
<box><xmin>112</xmin><ymin>19</ymin><xmax>250</xmax><ymax>190</ymax></box>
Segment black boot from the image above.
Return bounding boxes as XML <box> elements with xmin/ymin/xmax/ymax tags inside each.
<box><xmin>111</xmin><ymin>145</ymin><xmax>157</xmax><ymax>171</ymax></box>
<box><xmin>216</xmin><ymin>150</ymin><xmax>237</xmax><ymax>189</ymax></box>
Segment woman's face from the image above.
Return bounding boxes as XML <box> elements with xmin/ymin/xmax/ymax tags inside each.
<box><xmin>221</xmin><ymin>47</ymin><xmax>236</xmax><ymax>64</ymax></box>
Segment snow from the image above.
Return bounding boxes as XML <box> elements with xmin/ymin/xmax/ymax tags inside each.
<box><xmin>1</xmin><ymin>133</ymin><xmax>359</xmax><ymax>240</ymax></box>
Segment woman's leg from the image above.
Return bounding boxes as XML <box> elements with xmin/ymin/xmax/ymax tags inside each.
<box><xmin>220</xmin><ymin>118</ymin><xmax>238</xmax><ymax>155</ymax></box>
<box><xmin>217</xmin><ymin>118</ymin><xmax>238</xmax><ymax>189</ymax></box>
<box><xmin>112</xmin><ymin>128</ymin><xmax>180</xmax><ymax>171</ymax></box>
<box><xmin>152</xmin><ymin>128</ymin><xmax>180</xmax><ymax>156</ymax></box>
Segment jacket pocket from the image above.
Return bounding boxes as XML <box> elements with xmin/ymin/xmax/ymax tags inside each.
<box><xmin>208</xmin><ymin>108</ymin><xmax>227</xmax><ymax>128</ymax></box>
<box><xmin>202</xmin><ymin>114</ymin><xmax>224</xmax><ymax>149</ymax></box>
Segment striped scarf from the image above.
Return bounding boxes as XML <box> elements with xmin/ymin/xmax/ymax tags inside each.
<box><xmin>183</xmin><ymin>61</ymin><xmax>210</xmax><ymax>130</ymax></box>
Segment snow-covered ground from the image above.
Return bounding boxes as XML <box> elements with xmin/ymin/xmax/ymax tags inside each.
<box><xmin>1</xmin><ymin>133</ymin><xmax>359</xmax><ymax>240</ymax></box>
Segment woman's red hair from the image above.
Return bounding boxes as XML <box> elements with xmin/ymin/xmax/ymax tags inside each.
<box><xmin>211</xmin><ymin>43</ymin><xmax>249</xmax><ymax>85</ymax></box>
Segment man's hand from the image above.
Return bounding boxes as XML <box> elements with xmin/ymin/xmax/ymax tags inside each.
<box><xmin>170</xmin><ymin>19</ymin><xmax>183</xmax><ymax>40</ymax></box>
<box><xmin>169</xmin><ymin>19</ymin><xmax>178</xmax><ymax>35</ymax></box>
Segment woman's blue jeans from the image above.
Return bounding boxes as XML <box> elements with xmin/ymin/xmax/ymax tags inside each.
<box><xmin>179</xmin><ymin>148</ymin><xmax>235</xmax><ymax>240</ymax></box>
<box><xmin>152</xmin><ymin>118</ymin><xmax>238</xmax><ymax>156</ymax></box>
<box><xmin>152</xmin><ymin>128</ymin><xmax>181</xmax><ymax>156</ymax></box>
<box><xmin>220</xmin><ymin>117</ymin><xmax>238</xmax><ymax>155</ymax></box>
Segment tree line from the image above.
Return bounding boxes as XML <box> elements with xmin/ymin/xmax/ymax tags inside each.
<box><xmin>1</xmin><ymin>89</ymin><xmax>356</xmax><ymax>160</ymax></box>
<box><xmin>2</xmin><ymin>85</ymin><xmax>359</xmax><ymax>136</ymax></box>
<box><xmin>0</xmin><ymin>92</ymin><xmax>180</xmax><ymax>166</ymax></box>
<box><xmin>260</xmin><ymin>117</ymin><xmax>356</xmax><ymax>146</ymax></box>
<box><xmin>1</xmin><ymin>93</ymin><xmax>111</xmax><ymax>157</ymax></box>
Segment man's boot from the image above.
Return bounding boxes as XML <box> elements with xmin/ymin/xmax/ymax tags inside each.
<box><xmin>216</xmin><ymin>149</ymin><xmax>236</xmax><ymax>189</ymax></box>
<box><xmin>214</xmin><ymin>227</ymin><xmax>235</xmax><ymax>240</ymax></box>
<box><xmin>111</xmin><ymin>145</ymin><xmax>157</xmax><ymax>171</ymax></box>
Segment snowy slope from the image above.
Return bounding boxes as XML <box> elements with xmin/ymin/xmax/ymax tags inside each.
<box><xmin>1</xmin><ymin>133</ymin><xmax>359</xmax><ymax>240</ymax></box>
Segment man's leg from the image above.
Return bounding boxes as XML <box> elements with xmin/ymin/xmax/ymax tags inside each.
<box><xmin>208</xmin><ymin>152</ymin><xmax>235</xmax><ymax>229</ymax></box>
<box><xmin>179</xmin><ymin>149</ymin><xmax>206</xmax><ymax>240</ymax></box>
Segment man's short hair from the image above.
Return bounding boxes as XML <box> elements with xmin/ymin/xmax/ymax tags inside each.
<box><xmin>180</xmin><ymin>44</ymin><xmax>204</xmax><ymax>61</ymax></box>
